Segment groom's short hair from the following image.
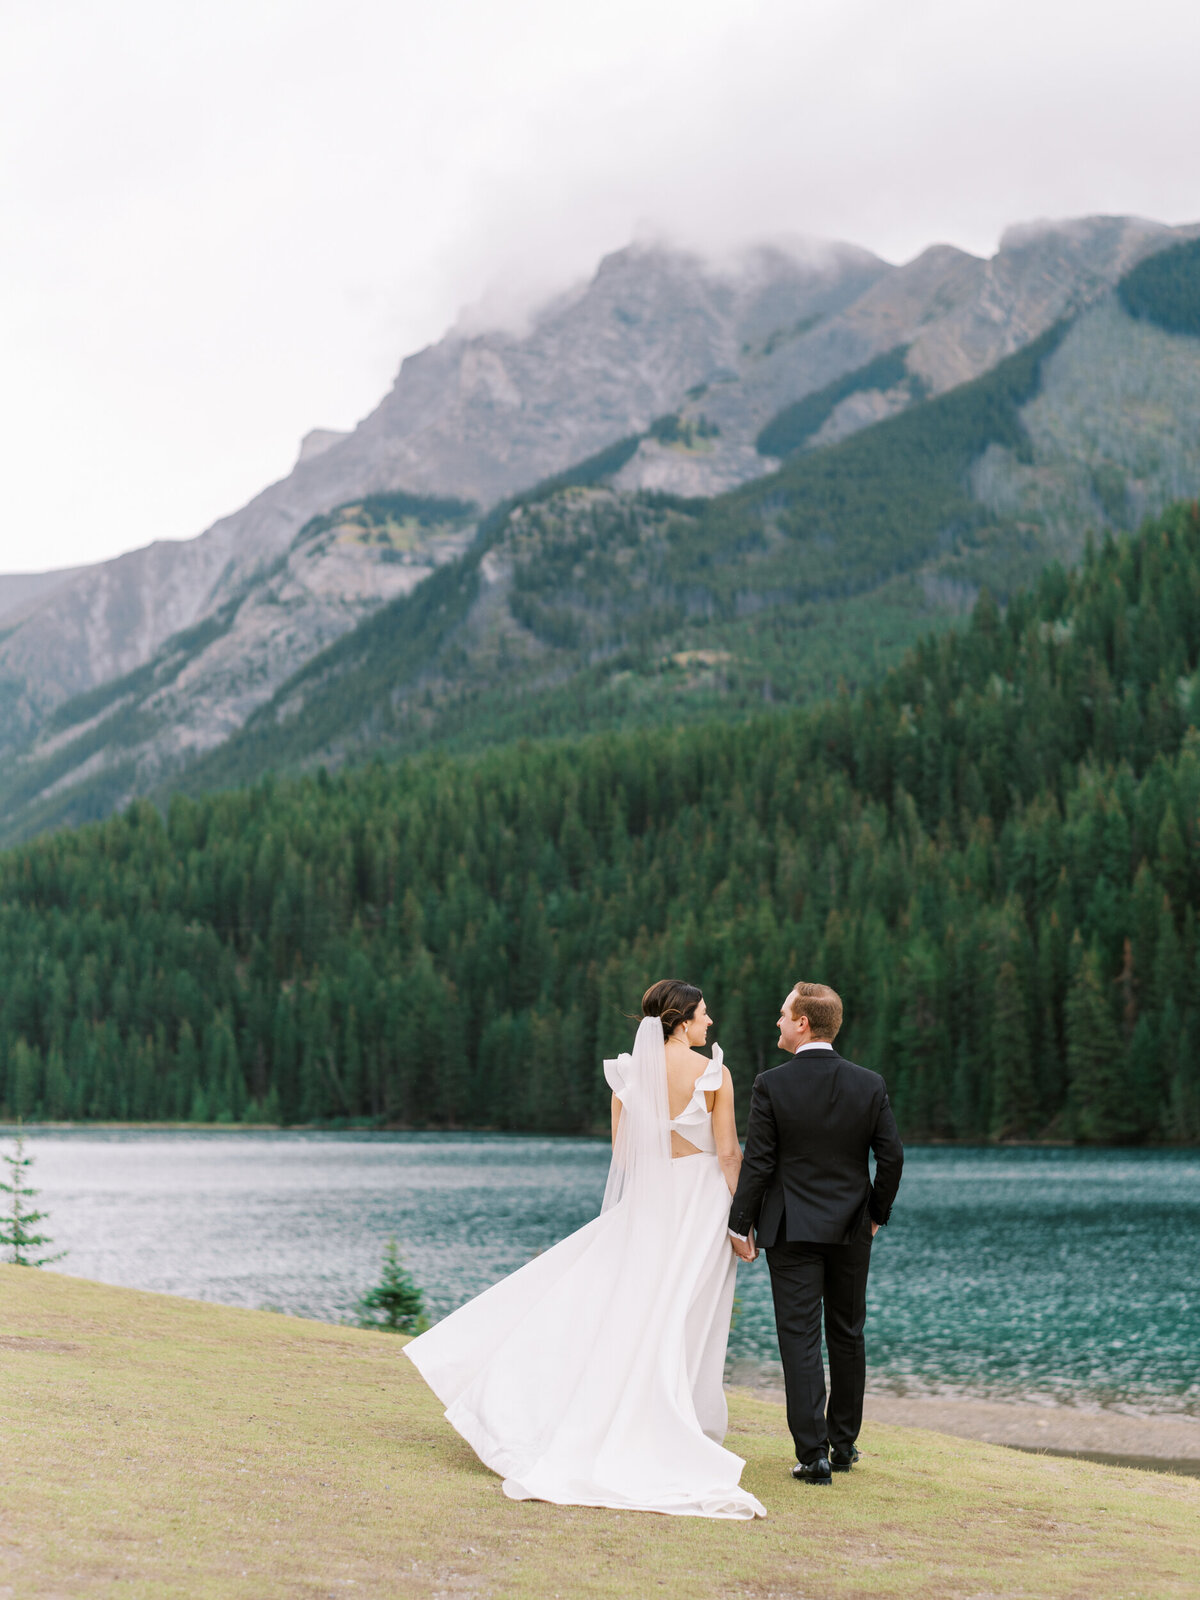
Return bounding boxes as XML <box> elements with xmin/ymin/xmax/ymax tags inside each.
<box><xmin>789</xmin><ymin>982</ymin><xmax>843</xmax><ymax>1040</ymax></box>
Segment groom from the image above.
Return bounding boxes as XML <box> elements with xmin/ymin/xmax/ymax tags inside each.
<box><xmin>728</xmin><ymin>982</ymin><xmax>904</xmax><ymax>1485</ymax></box>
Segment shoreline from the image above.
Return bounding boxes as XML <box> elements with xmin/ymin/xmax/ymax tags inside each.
<box><xmin>4</xmin><ymin>1120</ymin><xmax>1199</xmax><ymax>1148</ymax></box>
<box><xmin>744</xmin><ymin>1383</ymin><xmax>1200</xmax><ymax>1473</ymax></box>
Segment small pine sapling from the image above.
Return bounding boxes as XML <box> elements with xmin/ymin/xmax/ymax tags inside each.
<box><xmin>0</xmin><ymin>1132</ymin><xmax>65</xmax><ymax>1267</ymax></box>
<box><xmin>355</xmin><ymin>1237</ymin><xmax>428</xmax><ymax>1334</ymax></box>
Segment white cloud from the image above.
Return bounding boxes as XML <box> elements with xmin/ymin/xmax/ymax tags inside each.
<box><xmin>1</xmin><ymin>0</ymin><xmax>1198</xmax><ymax>570</ymax></box>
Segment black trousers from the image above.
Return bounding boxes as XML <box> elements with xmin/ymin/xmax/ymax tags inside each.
<box><xmin>765</xmin><ymin>1226</ymin><xmax>873</xmax><ymax>1464</ymax></box>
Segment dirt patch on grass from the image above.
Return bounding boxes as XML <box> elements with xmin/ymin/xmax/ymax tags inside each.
<box><xmin>745</xmin><ymin>1383</ymin><xmax>1200</xmax><ymax>1466</ymax></box>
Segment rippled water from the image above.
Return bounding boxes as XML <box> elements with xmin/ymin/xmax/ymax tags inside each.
<box><xmin>8</xmin><ymin>1132</ymin><xmax>1198</xmax><ymax>1413</ymax></box>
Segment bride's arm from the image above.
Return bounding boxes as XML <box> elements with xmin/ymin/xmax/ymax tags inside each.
<box><xmin>610</xmin><ymin>1092</ymin><xmax>621</xmax><ymax>1145</ymax></box>
<box><xmin>712</xmin><ymin>1067</ymin><xmax>741</xmax><ymax>1196</ymax></box>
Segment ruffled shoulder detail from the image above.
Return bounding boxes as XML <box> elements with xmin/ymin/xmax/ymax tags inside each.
<box><xmin>671</xmin><ymin>1044</ymin><xmax>725</xmax><ymax>1128</ymax></box>
<box><xmin>694</xmin><ymin>1042</ymin><xmax>724</xmax><ymax>1093</ymax></box>
<box><xmin>604</xmin><ymin>1052</ymin><xmax>634</xmax><ymax>1104</ymax></box>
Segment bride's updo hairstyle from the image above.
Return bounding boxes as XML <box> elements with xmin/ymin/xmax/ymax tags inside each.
<box><xmin>641</xmin><ymin>979</ymin><xmax>703</xmax><ymax>1041</ymax></box>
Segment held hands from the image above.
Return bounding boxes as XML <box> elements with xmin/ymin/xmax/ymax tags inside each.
<box><xmin>729</xmin><ymin>1225</ymin><xmax>873</xmax><ymax>1257</ymax></box>
<box><xmin>730</xmin><ymin>1230</ymin><xmax>758</xmax><ymax>1262</ymax></box>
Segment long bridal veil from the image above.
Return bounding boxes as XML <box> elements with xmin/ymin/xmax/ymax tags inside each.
<box><xmin>601</xmin><ymin>1014</ymin><xmax>672</xmax><ymax>1215</ymax></box>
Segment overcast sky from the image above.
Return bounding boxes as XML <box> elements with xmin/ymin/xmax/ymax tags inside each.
<box><xmin>3</xmin><ymin>0</ymin><xmax>1199</xmax><ymax>574</ymax></box>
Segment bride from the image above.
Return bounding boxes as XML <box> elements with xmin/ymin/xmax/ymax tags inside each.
<box><xmin>404</xmin><ymin>979</ymin><xmax>766</xmax><ymax>1519</ymax></box>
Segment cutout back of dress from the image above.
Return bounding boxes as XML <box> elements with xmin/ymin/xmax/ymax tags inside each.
<box><xmin>668</xmin><ymin>1045</ymin><xmax>723</xmax><ymax>1157</ymax></box>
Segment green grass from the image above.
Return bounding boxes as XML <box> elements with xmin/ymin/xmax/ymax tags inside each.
<box><xmin>2</xmin><ymin>1268</ymin><xmax>1198</xmax><ymax>1598</ymax></box>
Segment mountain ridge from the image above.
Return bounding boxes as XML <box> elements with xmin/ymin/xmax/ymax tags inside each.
<box><xmin>3</xmin><ymin>215</ymin><xmax>1200</xmax><ymax>839</ymax></box>
<box><xmin>4</xmin><ymin>215</ymin><xmax>1188</xmax><ymax>730</ymax></box>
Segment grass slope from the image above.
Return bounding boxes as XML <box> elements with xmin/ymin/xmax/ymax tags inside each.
<box><xmin>3</xmin><ymin>1267</ymin><xmax>1198</xmax><ymax>1599</ymax></box>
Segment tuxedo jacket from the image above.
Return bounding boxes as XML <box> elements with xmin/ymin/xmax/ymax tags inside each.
<box><xmin>728</xmin><ymin>1045</ymin><xmax>904</xmax><ymax>1248</ymax></box>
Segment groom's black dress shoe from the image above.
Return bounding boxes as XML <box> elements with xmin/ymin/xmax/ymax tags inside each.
<box><xmin>791</xmin><ymin>1455</ymin><xmax>833</xmax><ymax>1486</ymax></box>
<box><xmin>829</xmin><ymin>1444</ymin><xmax>860</xmax><ymax>1472</ymax></box>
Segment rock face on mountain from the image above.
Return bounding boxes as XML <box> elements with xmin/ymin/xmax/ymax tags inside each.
<box><xmin>340</xmin><ymin>239</ymin><xmax>886</xmax><ymax>503</ymax></box>
<box><xmin>1</xmin><ymin>212</ymin><xmax>1198</xmax><ymax>839</ymax></box>
<box><xmin>649</xmin><ymin>216</ymin><xmax>1195</xmax><ymax>463</ymax></box>
<box><xmin>1</xmin><ymin>496</ymin><xmax>477</xmax><ymax>838</ymax></box>
<box><xmin>972</xmin><ymin>297</ymin><xmax>1200</xmax><ymax>541</ymax></box>
<box><xmin>0</xmin><ymin>567</ymin><xmax>87</xmax><ymax>628</ymax></box>
<box><xmin>296</xmin><ymin>428</ymin><xmax>351</xmax><ymax>466</ymax></box>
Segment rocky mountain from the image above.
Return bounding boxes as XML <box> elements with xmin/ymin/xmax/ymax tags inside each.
<box><xmin>611</xmin><ymin>216</ymin><xmax>1189</xmax><ymax>496</ymax></box>
<box><xmin>0</xmin><ymin>566</ymin><xmax>88</xmax><ymax>627</ymax></box>
<box><xmin>3</xmin><ymin>216</ymin><xmax>1187</xmax><ymax>738</ymax></box>
<box><xmin>0</xmin><ymin>491</ymin><xmax>476</xmax><ymax>837</ymax></box>
<box><xmin>164</xmin><ymin>322</ymin><xmax>1088</xmax><ymax>793</ymax></box>
<box><xmin>0</xmin><ymin>239</ymin><xmax>880</xmax><ymax>747</ymax></box>
<box><xmin>2</xmin><ymin>215</ymin><xmax>1200</xmax><ymax>841</ymax></box>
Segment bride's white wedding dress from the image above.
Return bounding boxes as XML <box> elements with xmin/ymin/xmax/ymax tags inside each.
<box><xmin>404</xmin><ymin>1020</ymin><xmax>766</xmax><ymax>1519</ymax></box>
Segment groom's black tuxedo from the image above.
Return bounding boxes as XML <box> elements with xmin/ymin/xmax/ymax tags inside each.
<box><xmin>728</xmin><ymin>1045</ymin><xmax>903</xmax><ymax>1246</ymax></box>
<box><xmin>728</xmin><ymin>1044</ymin><xmax>904</xmax><ymax>1465</ymax></box>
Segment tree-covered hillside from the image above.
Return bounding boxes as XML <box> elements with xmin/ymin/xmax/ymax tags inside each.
<box><xmin>1118</xmin><ymin>234</ymin><xmax>1200</xmax><ymax>338</ymax></box>
<box><xmin>2</xmin><ymin>501</ymin><xmax>1199</xmax><ymax>1144</ymax></box>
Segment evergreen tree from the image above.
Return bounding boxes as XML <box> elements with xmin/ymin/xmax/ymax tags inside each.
<box><xmin>1126</xmin><ymin>1014</ymin><xmax>1164</xmax><ymax>1141</ymax></box>
<box><xmin>0</xmin><ymin>1133</ymin><xmax>64</xmax><ymax>1267</ymax></box>
<box><xmin>176</xmin><ymin>1021</ymin><xmax>201</xmax><ymax>1119</ymax></box>
<box><xmin>354</xmin><ymin>1239</ymin><xmax>427</xmax><ymax>1334</ymax></box>
<box><xmin>989</xmin><ymin>959</ymin><xmax>1035</xmax><ymax>1139</ymax></box>
<box><xmin>11</xmin><ymin>1040</ymin><xmax>42</xmax><ymax>1121</ymax></box>
<box><xmin>1065</xmin><ymin>938</ymin><xmax>1129</xmax><ymax>1143</ymax></box>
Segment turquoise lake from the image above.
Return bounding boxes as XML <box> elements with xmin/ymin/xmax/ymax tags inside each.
<box><xmin>10</xmin><ymin>1132</ymin><xmax>1199</xmax><ymax>1413</ymax></box>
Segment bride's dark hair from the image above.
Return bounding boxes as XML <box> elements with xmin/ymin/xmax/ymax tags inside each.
<box><xmin>641</xmin><ymin>979</ymin><xmax>703</xmax><ymax>1040</ymax></box>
